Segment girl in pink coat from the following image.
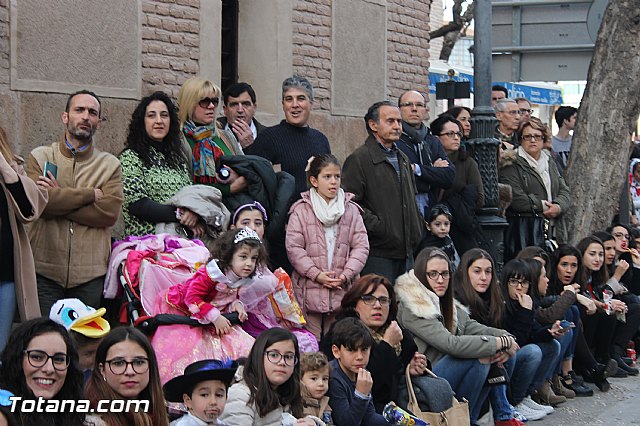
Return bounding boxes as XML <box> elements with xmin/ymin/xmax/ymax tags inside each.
<box><xmin>286</xmin><ymin>154</ymin><xmax>369</xmax><ymax>341</ymax></box>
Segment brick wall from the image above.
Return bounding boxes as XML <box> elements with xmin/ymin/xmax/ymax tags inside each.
<box><xmin>0</xmin><ymin>0</ymin><xmax>9</xmax><ymax>87</ymax></box>
<box><xmin>141</xmin><ymin>0</ymin><xmax>200</xmax><ymax>98</ymax></box>
<box><xmin>292</xmin><ymin>0</ymin><xmax>332</xmax><ymax>111</ymax></box>
<box><xmin>387</xmin><ymin>0</ymin><xmax>431</xmax><ymax>102</ymax></box>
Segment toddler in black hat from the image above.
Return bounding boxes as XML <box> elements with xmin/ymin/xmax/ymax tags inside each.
<box><xmin>164</xmin><ymin>359</ymin><xmax>238</xmax><ymax>426</ymax></box>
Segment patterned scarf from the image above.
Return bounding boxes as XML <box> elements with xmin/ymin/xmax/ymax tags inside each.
<box><xmin>370</xmin><ymin>325</ymin><xmax>402</xmax><ymax>356</ymax></box>
<box><xmin>183</xmin><ymin>120</ymin><xmax>224</xmax><ymax>184</ymax></box>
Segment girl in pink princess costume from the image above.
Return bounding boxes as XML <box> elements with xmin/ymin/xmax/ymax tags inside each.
<box><xmin>152</xmin><ymin>227</ymin><xmax>275</xmax><ymax>384</ymax></box>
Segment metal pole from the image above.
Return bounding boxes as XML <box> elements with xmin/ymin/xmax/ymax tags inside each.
<box><xmin>466</xmin><ymin>0</ymin><xmax>509</xmax><ymax>271</ymax></box>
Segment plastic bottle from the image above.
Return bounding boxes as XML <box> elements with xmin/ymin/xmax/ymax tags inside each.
<box><xmin>382</xmin><ymin>402</ymin><xmax>430</xmax><ymax>426</ymax></box>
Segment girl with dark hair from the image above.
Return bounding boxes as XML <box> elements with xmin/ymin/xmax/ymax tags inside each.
<box><xmin>221</xmin><ymin>328</ymin><xmax>317</xmax><ymax>425</ymax></box>
<box><xmin>430</xmin><ymin>114</ymin><xmax>484</xmax><ymax>255</ymax></box>
<box><xmin>0</xmin><ymin>318</ymin><xmax>85</xmax><ymax>426</ymax></box>
<box><xmin>286</xmin><ymin>154</ymin><xmax>369</xmax><ymax>341</ymax></box>
<box><xmin>323</xmin><ymin>274</ymin><xmax>452</xmax><ymax>414</ymax></box>
<box><xmin>548</xmin><ymin>245</ymin><xmax>614</xmax><ymax>391</ymax></box>
<box><xmin>119</xmin><ymin>91</ymin><xmax>197</xmax><ymax>237</ymax></box>
<box><xmin>593</xmin><ymin>231</ymin><xmax>634</xmax><ymax>301</ymax></box>
<box><xmin>413</xmin><ymin>203</ymin><xmax>460</xmax><ymax>268</ymax></box>
<box><xmin>605</xmin><ymin>223</ymin><xmax>640</xmax><ymax>296</ymax></box>
<box><xmin>501</xmin><ymin>259</ymin><xmax>567</xmax><ymax>408</ymax></box>
<box><xmin>517</xmin><ymin>248</ymin><xmax>593</xmax><ymax>397</ymax></box>
<box><xmin>85</xmin><ymin>327</ymin><xmax>168</xmax><ymax>426</ymax></box>
<box><xmin>577</xmin><ymin>236</ymin><xmax>640</xmax><ymax>376</ymax></box>
<box><xmin>151</xmin><ymin>227</ymin><xmax>274</xmax><ymax>383</ymax></box>
<box><xmin>442</xmin><ymin>106</ymin><xmax>472</xmax><ymax>138</ymax></box>
<box><xmin>396</xmin><ymin>247</ymin><xmax>518</xmax><ymax>425</ymax></box>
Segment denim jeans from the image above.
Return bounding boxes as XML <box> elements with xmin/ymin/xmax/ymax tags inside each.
<box><xmin>556</xmin><ymin>327</ymin><xmax>575</xmax><ymax>374</ymax></box>
<box><xmin>433</xmin><ymin>355</ymin><xmax>491</xmax><ymax>424</ymax></box>
<box><xmin>489</xmin><ymin>384</ymin><xmax>513</xmax><ymax>421</ymax></box>
<box><xmin>0</xmin><ymin>280</ymin><xmax>16</xmax><ymax>352</ymax></box>
<box><xmin>530</xmin><ymin>339</ymin><xmax>562</xmax><ymax>390</ymax></box>
<box><xmin>507</xmin><ymin>343</ymin><xmax>542</xmax><ymax>405</ymax></box>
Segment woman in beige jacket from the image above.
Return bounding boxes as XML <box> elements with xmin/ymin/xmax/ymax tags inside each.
<box><xmin>0</xmin><ymin>126</ymin><xmax>47</xmax><ymax>351</ymax></box>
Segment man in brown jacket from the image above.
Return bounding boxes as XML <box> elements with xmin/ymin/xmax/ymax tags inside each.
<box><xmin>26</xmin><ymin>90</ymin><xmax>124</xmax><ymax>315</ymax></box>
<box><xmin>342</xmin><ymin>101</ymin><xmax>422</xmax><ymax>281</ymax></box>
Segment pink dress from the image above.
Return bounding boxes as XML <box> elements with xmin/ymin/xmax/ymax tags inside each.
<box><xmin>151</xmin><ymin>260</ymin><xmax>273</xmax><ymax>384</ymax></box>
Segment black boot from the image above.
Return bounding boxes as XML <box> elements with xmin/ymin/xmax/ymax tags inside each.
<box><xmin>583</xmin><ymin>364</ymin><xmax>611</xmax><ymax>392</ymax></box>
<box><xmin>612</xmin><ymin>347</ymin><xmax>640</xmax><ymax>375</ymax></box>
<box><xmin>561</xmin><ymin>371</ymin><xmax>594</xmax><ymax>397</ymax></box>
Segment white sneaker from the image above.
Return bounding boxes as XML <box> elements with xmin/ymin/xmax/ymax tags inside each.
<box><xmin>523</xmin><ymin>396</ymin><xmax>554</xmax><ymax>415</ymax></box>
<box><xmin>511</xmin><ymin>406</ymin><xmax>528</xmax><ymax>423</ymax></box>
<box><xmin>515</xmin><ymin>401</ymin><xmax>547</xmax><ymax>421</ymax></box>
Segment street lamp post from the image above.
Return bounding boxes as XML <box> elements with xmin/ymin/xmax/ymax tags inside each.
<box><xmin>466</xmin><ymin>0</ymin><xmax>509</xmax><ymax>271</ymax></box>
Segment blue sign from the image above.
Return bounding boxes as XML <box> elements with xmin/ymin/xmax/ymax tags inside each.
<box><xmin>428</xmin><ymin>73</ymin><xmax>563</xmax><ymax>105</ymax></box>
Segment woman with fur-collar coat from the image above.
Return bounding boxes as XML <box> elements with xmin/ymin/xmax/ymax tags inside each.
<box><xmin>395</xmin><ymin>247</ymin><xmax>517</xmax><ymax>425</ymax></box>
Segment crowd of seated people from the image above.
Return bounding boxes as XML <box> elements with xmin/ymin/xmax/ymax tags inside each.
<box><xmin>2</xmin><ymin>77</ymin><xmax>639</xmax><ymax>426</ymax></box>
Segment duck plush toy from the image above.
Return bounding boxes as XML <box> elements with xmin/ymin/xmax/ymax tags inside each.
<box><xmin>49</xmin><ymin>298</ymin><xmax>110</xmax><ymax>338</ymax></box>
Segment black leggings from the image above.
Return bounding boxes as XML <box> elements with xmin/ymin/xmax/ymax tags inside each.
<box><xmin>581</xmin><ymin>310</ymin><xmax>617</xmax><ymax>363</ymax></box>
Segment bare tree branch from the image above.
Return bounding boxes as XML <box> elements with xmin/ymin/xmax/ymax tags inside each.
<box><xmin>429</xmin><ymin>0</ymin><xmax>476</xmax><ymax>62</ymax></box>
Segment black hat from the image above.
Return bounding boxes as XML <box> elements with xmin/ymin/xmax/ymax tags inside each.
<box><xmin>163</xmin><ymin>359</ymin><xmax>238</xmax><ymax>402</ymax></box>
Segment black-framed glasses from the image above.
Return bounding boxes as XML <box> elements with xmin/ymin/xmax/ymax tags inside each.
<box><xmin>198</xmin><ymin>97</ymin><xmax>219</xmax><ymax>108</ymax></box>
<box><xmin>265</xmin><ymin>350</ymin><xmax>297</xmax><ymax>366</ymax></box>
<box><xmin>508</xmin><ymin>278</ymin><xmax>530</xmax><ymax>288</ymax></box>
<box><xmin>438</xmin><ymin>131</ymin><xmax>462</xmax><ymax>139</ymax></box>
<box><xmin>105</xmin><ymin>357</ymin><xmax>150</xmax><ymax>375</ymax></box>
<box><xmin>519</xmin><ymin>108</ymin><xmax>534</xmax><ymax>114</ymax></box>
<box><xmin>360</xmin><ymin>295</ymin><xmax>391</xmax><ymax>306</ymax></box>
<box><xmin>521</xmin><ymin>134</ymin><xmax>543</xmax><ymax>142</ymax></box>
<box><xmin>399</xmin><ymin>102</ymin><xmax>426</xmax><ymax>109</ymax></box>
<box><xmin>24</xmin><ymin>350</ymin><xmax>70</xmax><ymax>371</ymax></box>
<box><xmin>613</xmin><ymin>232</ymin><xmax>630</xmax><ymax>241</ymax></box>
<box><xmin>426</xmin><ymin>271</ymin><xmax>450</xmax><ymax>280</ymax></box>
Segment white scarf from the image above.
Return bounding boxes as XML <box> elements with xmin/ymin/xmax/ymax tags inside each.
<box><xmin>518</xmin><ymin>146</ymin><xmax>552</xmax><ymax>202</ymax></box>
<box><xmin>309</xmin><ymin>187</ymin><xmax>345</xmax><ymax>226</ymax></box>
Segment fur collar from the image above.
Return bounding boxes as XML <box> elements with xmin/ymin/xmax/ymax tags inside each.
<box><xmin>396</xmin><ymin>270</ymin><xmax>461</xmax><ymax>329</ymax></box>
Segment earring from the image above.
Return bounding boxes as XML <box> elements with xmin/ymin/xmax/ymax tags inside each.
<box><xmin>103</xmin><ymin>376</ymin><xmax>107</xmax><ymax>382</ymax></box>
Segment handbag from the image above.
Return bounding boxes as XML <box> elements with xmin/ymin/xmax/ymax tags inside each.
<box><xmin>505</xmin><ymin>214</ymin><xmax>557</xmax><ymax>260</ymax></box>
<box><xmin>405</xmin><ymin>365</ymin><xmax>470</xmax><ymax>426</ymax></box>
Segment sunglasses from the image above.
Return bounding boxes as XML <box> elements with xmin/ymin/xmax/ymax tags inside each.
<box><xmin>198</xmin><ymin>97</ymin><xmax>219</xmax><ymax>108</ymax></box>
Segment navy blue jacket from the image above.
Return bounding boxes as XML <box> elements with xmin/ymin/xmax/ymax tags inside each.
<box><xmin>328</xmin><ymin>359</ymin><xmax>390</xmax><ymax>426</ymax></box>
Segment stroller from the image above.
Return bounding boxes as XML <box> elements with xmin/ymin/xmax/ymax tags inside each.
<box><xmin>105</xmin><ymin>234</ymin><xmax>241</xmax><ymax>336</ymax></box>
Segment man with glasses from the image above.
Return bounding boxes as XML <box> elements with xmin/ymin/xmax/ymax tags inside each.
<box><xmin>26</xmin><ymin>90</ymin><xmax>123</xmax><ymax>316</ymax></box>
<box><xmin>515</xmin><ymin>97</ymin><xmax>534</xmax><ymax>125</ymax></box>
<box><xmin>396</xmin><ymin>90</ymin><xmax>455</xmax><ymax>217</ymax></box>
<box><xmin>245</xmin><ymin>76</ymin><xmax>330</xmax><ymax>200</ymax></box>
<box><xmin>495</xmin><ymin>98</ymin><xmax>521</xmax><ymax>151</ymax></box>
<box><xmin>219</xmin><ymin>82</ymin><xmax>266</xmax><ymax>149</ymax></box>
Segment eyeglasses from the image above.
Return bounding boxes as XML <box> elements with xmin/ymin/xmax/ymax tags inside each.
<box><xmin>105</xmin><ymin>357</ymin><xmax>150</xmax><ymax>375</ymax></box>
<box><xmin>399</xmin><ymin>102</ymin><xmax>426</xmax><ymax>109</ymax></box>
<box><xmin>613</xmin><ymin>232</ymin><xmax>630</xmax><ymax>241</ymax></box>
<box><xmin>521</xmin><ymin>134</ymin><xmax>543</xmax><ymax>142</ymax></box>
<box><xmin>360</xmin><ymin>295</ymin><xmax>392</xmax><ymax>306</ymax></box>
<box><xmin>502</xmin><ymin>110</ymin><xmax>522</xmax><ymax>116</ymax></box>
<box><xmin>426</xmin><ymin>270</ymin><xmax>450</xmax><ymax>280</ymax></box>
<box><xmin>265</xmin><ymin>350</ymin><xmax>297</xmax><ymax>366</ymax></box>
<box><xmin>438</xmin><ymin>131</ymin><xmax>463</xmax><ymax>139</ymax></box>
<box><xmin>24</xmin><ymin>350</ymin><xmax>70</xmax><ymax>371</ymax></box>
<box><xmin>519</xmin><ymin>108</ymin><xmax>534</xmax><ymax>115</ymax></box>
<box><xmin>198</xmin><ymin>97</ymin><xmax>219</xmax><ymax>108</ymax></box>
<box><xmin>508</xmin><ymin>278</ymin><xmax>530</xmax><ymax>288</ymax></box>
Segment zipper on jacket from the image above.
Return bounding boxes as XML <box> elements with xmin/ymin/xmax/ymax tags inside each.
<box><xmin>64</xmin><ymin>156</ymin><xmax>77</xmax><ymax>288</ymax></box>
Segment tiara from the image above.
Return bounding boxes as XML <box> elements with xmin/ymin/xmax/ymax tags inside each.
<box><xmin>234</xmin><ymin>227</ymin><xmax>261</xmax><ymax>244</ymax></box>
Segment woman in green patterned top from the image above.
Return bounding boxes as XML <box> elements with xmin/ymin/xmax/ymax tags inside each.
<box><xmin>177</xmin><ymin>76</ymin><xmax>247</xmax><ymax>195</ymax></box>
<box><xmin>119</xmin><ymin>91</ymin><xmax>201</xmax><ymax>237</ymax></box>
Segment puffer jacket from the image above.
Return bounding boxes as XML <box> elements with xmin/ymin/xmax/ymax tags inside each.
<box><xmin>286</xmin><ymin>191</ymin><xmax>369</xmax><ymax>314</ymax></box>
<box><xmin>395</xmin><ymin>270</ymin><xmax>506</xmax><ymax>365</ymax></box>
<box><xmin>499</xmin><ymin>148</ymin><xmax>571</xmax><ymax>243</ymax></box>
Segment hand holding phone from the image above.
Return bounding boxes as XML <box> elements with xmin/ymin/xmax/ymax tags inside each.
<box><xmin>43</xmin><ymin>161</ymin><xmax>58</xmax><ymax>179</ymax></box>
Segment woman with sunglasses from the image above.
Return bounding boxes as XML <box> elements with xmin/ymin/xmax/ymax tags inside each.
<box><xmin>431</xmin><ymin>114</ymin><xmax>484</xmax><ymax>255</ymax></box>
<box><xmin>322</xmin><ymin>274</ymin><xmax>452</xmax><ymax>414</ymax></box>
<box><xmin>500</xmin><ymin>117</ymin><xmax>571</xmax><ymax>260</ymax></box>
<box><xmin>177</xmin><ymin>76</ymin><xmax>245</xmax><ymax>195</ymax></box>
<box><xmin>85</xmin><ymin>327</ymin><xmax>168</xmax><ymax>426</ymax></box>
<box><xmin>396</xmin><ymin>248</ymin><xmax>518</xmax><ymax>425</ymax></box>
<box><xmin>0</xmin><ymin>317</ymin><xmax>85</xmax><ymax>426</ymax></box>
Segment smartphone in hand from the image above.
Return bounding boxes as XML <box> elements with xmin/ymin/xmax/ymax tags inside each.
<box><xmin>43</xmin><ymin>161</ymin><xmax>58</xmax><ymax>179</ymax></box>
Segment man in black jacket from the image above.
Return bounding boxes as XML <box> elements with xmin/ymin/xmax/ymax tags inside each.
<box><xmin>396</xmin><ymin>90</ymin><xmax>455</xmax><ymax>217</ymax></box>
<box><xmin>218</xmin><ymin>82</ymin><xmax>266</xmax><ymax>149</ymax></box>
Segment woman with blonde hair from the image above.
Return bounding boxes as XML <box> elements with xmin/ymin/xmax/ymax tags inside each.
<box><xmin>177</xmin><ymin>76</ymin><xmax>246</xmax><ymax>195</ymax></box>
<box><xmin>0</xmin><ymin>126</ymin><xmax>47</xmax><ymax>351</ymax></box>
